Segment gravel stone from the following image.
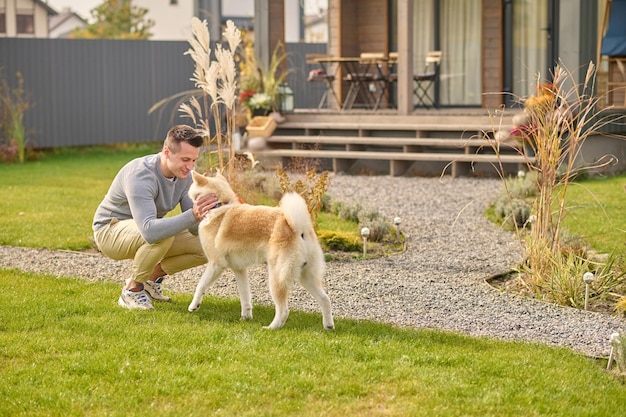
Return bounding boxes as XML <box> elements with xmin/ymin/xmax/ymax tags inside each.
<box><xmin>1</xmin><ymin>174</ymin><xmax>624</xmax><ymax>357</ymax></box>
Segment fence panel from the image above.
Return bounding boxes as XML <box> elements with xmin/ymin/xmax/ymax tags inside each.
<box><xmin>0</xmin><ymin>39</ymin><xmax>325</xmax><ymax>148</ymax></box>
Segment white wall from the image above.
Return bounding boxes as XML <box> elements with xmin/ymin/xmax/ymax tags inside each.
<box><xmin>133</xmin><ymin>0</ymin><xmax>195</xmax><ymax>41</ymax></box>
<box><xmin>131</xmin><ymin>0</ymin><xmax>325</xmax><ymax>43</ymax></box>
<box><xmin>221</xmin><ymin>0</ymin><xmax>253</xmax><ymax>17</ymax></box>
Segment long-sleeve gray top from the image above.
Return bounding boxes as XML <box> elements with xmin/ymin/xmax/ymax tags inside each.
<box><xmin>92</xmin><ymin>153</ymin><xmax>198</xmax><ymax>243</ymax></box>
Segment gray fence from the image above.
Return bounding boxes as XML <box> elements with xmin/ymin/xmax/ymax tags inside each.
<box><xmin>0</xmin><ymin>38</ymin><xmax>326</xmax><ymax>148</ymax></box>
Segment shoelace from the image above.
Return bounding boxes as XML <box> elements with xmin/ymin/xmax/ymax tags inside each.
<box><xmin>130</xmin><ymin>290</ymin><xmax>150</xmax><ymax>305</ymax></box>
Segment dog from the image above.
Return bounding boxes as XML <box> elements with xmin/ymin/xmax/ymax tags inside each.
<box><xmin>187</xmin><ymin>170</ymin><xmax>334</xmax><ymax>330</ymax></box>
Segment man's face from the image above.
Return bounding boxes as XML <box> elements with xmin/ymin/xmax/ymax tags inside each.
<box><xmin>164</xmin><ymin>141</ymin><xmax>200</xmax><ymax>179</ymax></box>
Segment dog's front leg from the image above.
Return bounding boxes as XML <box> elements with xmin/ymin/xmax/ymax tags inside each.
<box><xmin>188</xmin><ymin>262</ymin><xmax>225</xmax><ymax>312</ymax></box>
<box><xmin>232</xmin><ymin>268</ymin><xmax>253</xmax><ymax>320</ymax></box>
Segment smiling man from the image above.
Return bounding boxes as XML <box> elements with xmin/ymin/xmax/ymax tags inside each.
<box><xmin>92</xmin><ymin>125</ymin><xmax>218</xmax><ymax>310</ymax></box>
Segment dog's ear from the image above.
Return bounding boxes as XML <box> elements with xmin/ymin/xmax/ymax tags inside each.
<box><xmin>214</xmin><ymin>172</ymin><xmax>229</xmax><ymax>184</ymax></box>
<box><xmin>191</xmin><ymin>170</ymin><xmax>207</xmax><ymax>185</ymax></box>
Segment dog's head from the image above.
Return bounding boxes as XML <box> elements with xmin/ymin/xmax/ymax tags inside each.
<box><xmin>189</xmin><ymin>171</ymin><xmax>240</xmax><ymax>205</ymax></box>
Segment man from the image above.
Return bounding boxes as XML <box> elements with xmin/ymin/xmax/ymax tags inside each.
<box><xmin>93</xmin><ymin>125</ymin><xmax>218</xmax><ymax>310</ymax></box>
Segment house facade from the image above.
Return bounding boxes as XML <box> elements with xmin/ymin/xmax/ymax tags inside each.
<box><xmin>0</xmin><ymin>0</ymin><xmax>55</xmax><ymax>37</ymax></box>
<box><xmin>254</xmin><ymin>0</ymin><xmax>601</xmax><ymax>114</ymax></box>
<box><xmin>48</xmin><ymin>7</ymin><xmax>85</xmax><ymax>38</ymax></box>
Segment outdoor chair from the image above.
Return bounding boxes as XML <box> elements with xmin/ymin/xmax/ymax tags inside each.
<box><xmin>607</xmin><ymin>57</ymin><xmax>626</xmax><ymax>108</ymax></box>
<box><xmin>306</xmin><ymin>53</ymin><xmax>338</xmax><ymax>109</ymax></box>
<box><xmin>413</xmin><ymin>50</ymin><xmax>442</xmax><ymax>109</ymax></box>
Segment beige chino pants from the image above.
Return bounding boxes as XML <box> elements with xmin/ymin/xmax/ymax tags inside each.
<box><xmin>94</xmin><ymin>218</ymin><xmax>206</xmax><ymax>283</ymax></box>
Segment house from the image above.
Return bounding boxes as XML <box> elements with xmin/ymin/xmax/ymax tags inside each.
<box><xmin>254</xmin><ymin>0</ymin><xmax>601</xmax><ymax>112</ymax></box>
<box><xmin>48</xmin><ymin>7</ymin><xmax>86</xmax><ymax>38</ymax></box>
<box><xmin>132</xmin><ymin>0</ymin><xmax>255</xmax><ymax>41</ymax></box>
<box><xmin>0</xmin><ymin>0</ymin><xmax>56</xmax><ymax>38</ymax></box>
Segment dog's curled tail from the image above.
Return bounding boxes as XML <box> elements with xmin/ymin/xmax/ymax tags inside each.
<box><xmin>279</xmin><ymin>192</ymin><xmax>314</xmax><ymax>233</ymax></box>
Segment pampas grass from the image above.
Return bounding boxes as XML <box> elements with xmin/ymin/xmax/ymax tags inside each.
<box><xmin>488</xmin><ymin>61</ymin><xmax>626</xmax><ymax>312</ymax></box>
<box><xmin>181</xmin><ymin>17</ymin><xmax>242</xmax><ymax>176</ymax></box>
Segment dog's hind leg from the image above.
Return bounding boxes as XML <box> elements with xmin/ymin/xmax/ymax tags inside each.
<box><xmin>232</xmin><ymin>268</ymin><xmax>253</xmax><ymax>320</ymax></box>
<box><xmin>300</xmin><ymin>274</ymin><xmax>334</xmax><ymax>330</ymax></box>
<box><xmin>264</xmin><ymin>265</ymin><xmax>291</xmax><ymax>330</ymax></box>
<box><xmin>188</xmin><ymin>262</ymin><xmax>225</xmax><ymax>312</ymax></box>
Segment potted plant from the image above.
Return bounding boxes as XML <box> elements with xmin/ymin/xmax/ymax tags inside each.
<box><xmin>237</xmin><ymin>33</ymin><xmax>287</xmax><ymax>120</ymax></box>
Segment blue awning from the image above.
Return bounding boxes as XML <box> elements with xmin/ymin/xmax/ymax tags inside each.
<box><xmin>601</xmin><ymin>0</ymin><xmax>626</xmax><ymax>56</ymax></box>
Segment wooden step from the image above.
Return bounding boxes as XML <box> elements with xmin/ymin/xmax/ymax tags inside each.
<box><xmin>276</xmin><ymin>121</ymin><xmax>513</xmax><ymax>134</ymax></box>
<box><xmin>265</xmin><ymin>135</ymin><xmax>522</xmax><ymax>151</ymax></box>
<box><xmin>254</xmin><ymin>148</ymin><xmax>534</xmax><ymax>177</ymax></box>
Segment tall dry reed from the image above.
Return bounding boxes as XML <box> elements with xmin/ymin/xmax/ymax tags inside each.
<box><xmin>179</xmin><ymin>18</ymin><xmax>242</xmax><ymax>176</ymax></box>
<box><xmin>490</xmin><ymin>62</ymin><xmax>626</xmax><ymax>308</ymax></box>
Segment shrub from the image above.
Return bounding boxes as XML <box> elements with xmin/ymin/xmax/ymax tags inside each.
<box><xmin>318</xmin><ymin>230</ymin><xmax>362</xmax><ymax>252</ymax></box>
<box><xmin>277</xmin><ymin>167</ymin><xmax>330</xmax><ymax>224</ymax></box>
<box><xmin>0</xmin><ymin>70</ymin><xmax>30</xmax><ymax>163</ymax></box>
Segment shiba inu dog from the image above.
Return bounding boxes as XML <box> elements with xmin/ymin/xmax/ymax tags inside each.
<box><xmin>187</xmin><ymin>171</ymin><xmax>334</xmax><ymax>330</ymax></box>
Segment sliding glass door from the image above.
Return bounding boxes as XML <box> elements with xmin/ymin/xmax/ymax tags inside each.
<box><xmin>504</xmin><ymin>0</ymin><xmax>558</xmax><ymax>105</ymax></box>
<box><xmin>410</xmin><ymin>0</ymin><xmax>482</xmax><ymax>107</ymax></box>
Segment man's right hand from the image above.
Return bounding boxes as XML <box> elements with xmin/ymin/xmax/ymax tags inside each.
<box><xmin>192</xmin><ymin>193</ymin><xmax>219</xmax><ymax>221</ymax></box>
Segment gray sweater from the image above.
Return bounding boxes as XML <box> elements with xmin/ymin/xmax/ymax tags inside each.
<box><xmin>92</xmin><ymin>153</ymin><xmax>198</xmax><ymax>243</ymax></box>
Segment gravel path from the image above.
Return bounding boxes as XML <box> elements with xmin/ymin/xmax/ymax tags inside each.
<box><xmin>1</xmin><ymin>175</ymin><xmax>624</xmax><ymax>358</ymax></box>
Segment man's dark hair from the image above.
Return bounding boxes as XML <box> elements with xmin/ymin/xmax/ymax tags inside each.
<box><xmin>165</xmin><ymin>125</ymin><xmax>204</xmax><ymax>151</ymax></box>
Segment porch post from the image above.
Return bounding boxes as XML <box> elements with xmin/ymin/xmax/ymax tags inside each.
<box><xmin>254</xmin><ymin>0</ymin><xmax>285</xmax><ymax>71</ymax></box>
<box><xmin>197</xmin><ymin>0</ymin><xmax>221</xmax><ymax>43</ymax></box>
<box><xmin>397</xmin><ymin>0</ymin><xmax>414</xmax><ymax>115</ymax></box>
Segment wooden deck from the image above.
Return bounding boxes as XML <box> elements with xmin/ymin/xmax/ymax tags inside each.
<box><xmin>251</xmin><ymin>109</ymin><xmax>532</xmax><ymax>177</ymax></box>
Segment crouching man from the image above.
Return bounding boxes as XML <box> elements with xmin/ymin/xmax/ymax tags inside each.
<box><xmin>92</xmin><ymin>125</ymin><xmax>218</xmax><ymax>310</ymax></box>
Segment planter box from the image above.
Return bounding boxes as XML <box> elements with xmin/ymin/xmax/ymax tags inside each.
<box><xmin>246</xmin><ymin>116</ymin><xmax>277</xmax><ymax>138</ymax></box>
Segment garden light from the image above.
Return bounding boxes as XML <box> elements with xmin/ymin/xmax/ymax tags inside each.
<box><xmin>583</xmin><ymin>272</ymin><xmax>595</xmax><ymax>310</ymax></box>
<box><xmin>607</xmin><ymin>332</ymin><xmax>621</xmax><ymax>370</ymax></box>
<box><xmin>361</xmin><ymin>227</ymin><xmax>370</xmax><ymax>256</ymax></box>
<box><xmin>394</xmin><ymin>217</ymin><xmax>401</xmax><ymax>241</ymax></box>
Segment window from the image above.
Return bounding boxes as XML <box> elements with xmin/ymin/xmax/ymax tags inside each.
<box><xmin>170</xmin><ymin>0</ymin><xmax>178</xmax><ymax>4</ymax></box>
<box><xmin>0</xmin><ymin>13</ymin><xmax>5</xmax><ymax>34</ymax></box>
<box><xmin>411</xmin><ymin>0</ymin><xmax>482</xmax><ymax>106</ymax></box>
<box><xmin>17</xmin><ymin>14</ymin><xmax>34</xmax><ymax>34</ymax></box>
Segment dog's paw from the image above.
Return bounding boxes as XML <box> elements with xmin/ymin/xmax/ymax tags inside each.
<box><xmin>188</xmin><ymin>303</ymin><xmax>200</xmax><ymax>312</ymax></box>
<box><xmin>325</xmin><ymin>325</ymin><xmax>335</xmax><ymax>330</ymax></box>
<box><xmin>240</xmin><ymin>315</ymin><xmax>253</xmax><ymax>321</ymax></box>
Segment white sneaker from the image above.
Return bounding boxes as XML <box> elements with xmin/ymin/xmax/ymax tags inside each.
<box><xmin>118</xmin><ymin>288</ymin><xmax>154</xmax><ymax>310</ymax></box>
<box><xmin>144</xmin><ymin>277</ymin><xmax>171</xmax><ymax>302</ymax></box>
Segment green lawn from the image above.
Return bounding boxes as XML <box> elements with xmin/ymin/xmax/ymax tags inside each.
<box><xmin>562</xmin><ymin>175</ymin><xmax>626</xmax><ymax>255</ymax></box>
<box><xmin>1</xmin><ymin>269</ymin><xmax>625</xmax><ymax>416</ymax></box>
<box><xmin>0</xmin><ymin>145</ymin><xmax>156</xmax><ymax>250</ymax></box>
<box><xmin>0</xmin><ymin>146</ymin><xmax>625</xmax><ymax>416</ymax></box>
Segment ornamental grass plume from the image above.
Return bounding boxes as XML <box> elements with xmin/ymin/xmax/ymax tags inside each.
<box><xmin>489</xmin><ymin>61</ymin><xmax>626</xmax><ymax>310</ymax></box>
<box><xmin>180</xmin><ymin>17</ymin><xmax>242</xmax><ymax>176</ymax></box>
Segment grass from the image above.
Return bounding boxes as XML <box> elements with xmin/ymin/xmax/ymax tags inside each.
<box><xmin>1</xmin><ymin>145</ymin><xmax>626</xmax><ymax>415</ymax></box>
<box><xmin>2</xmin><ymin>269</ymin><xmax>626</xmax><ymax>416</ymax></box>
<box><xmin>0</xmin><ymin>144</ymin><xmax>363</xmax><ymax>251</ymax></box>
<box><xmin>562</xmin><ymin>174</ymin><xmax>626</xmax><ymax>255</ymax></box>
<box><xmin>0</xmin><ymin>144</ymin><xmax>158</xmax><ymax>250</ymax></box>
<box><xmin>487</xmin><ymin>172</ymin><xmax>626</xmax><ymax>259</ymax></box>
